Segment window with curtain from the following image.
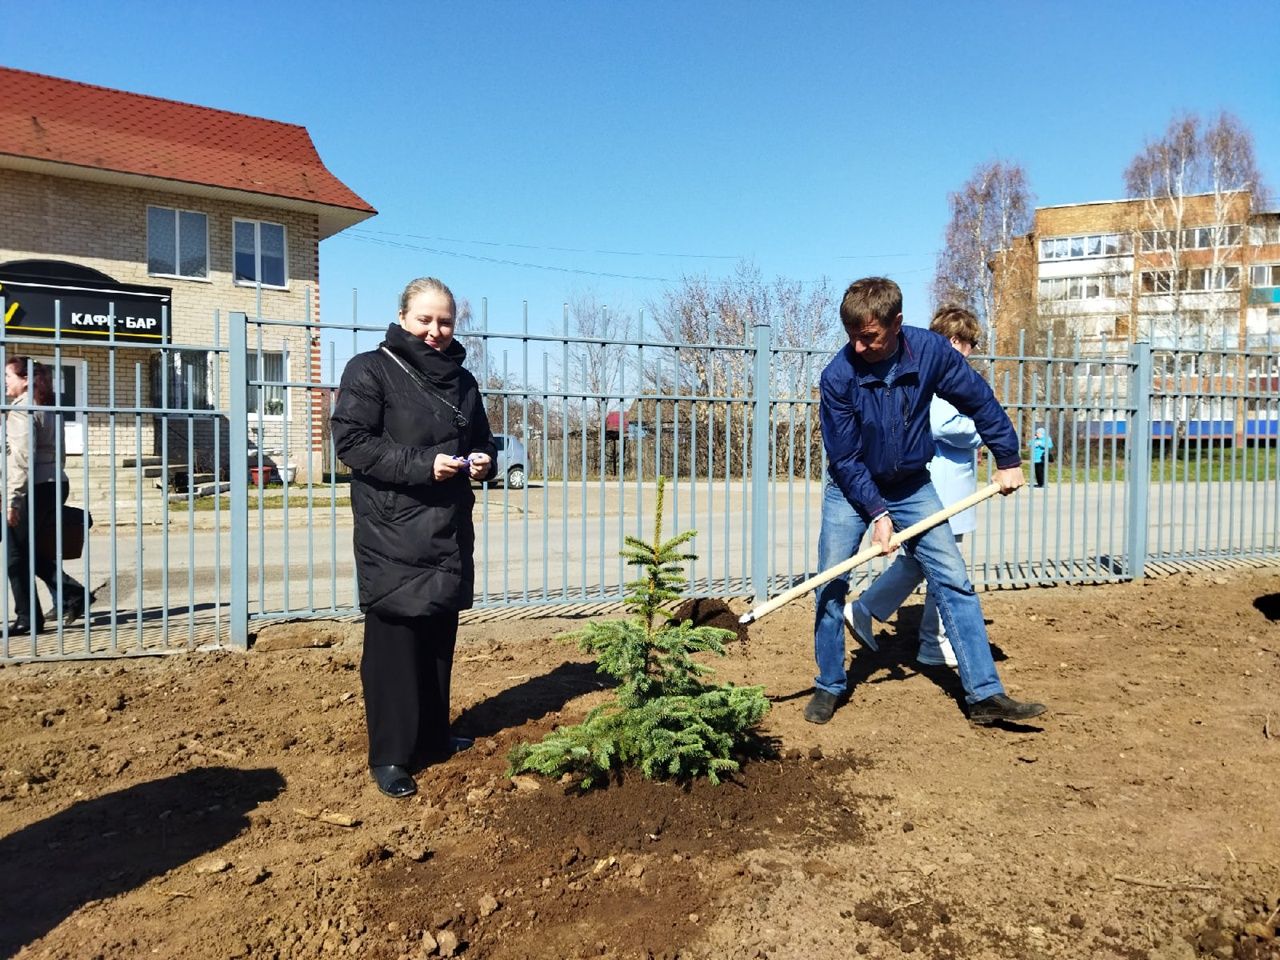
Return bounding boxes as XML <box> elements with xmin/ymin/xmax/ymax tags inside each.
<box><xmin>247</xmin><ymin>350</ymin><xmax>287</xmax><ymax>417</ymax></box>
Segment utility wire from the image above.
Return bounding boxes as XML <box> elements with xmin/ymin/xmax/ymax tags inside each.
<box><xmin>337</xmin><ymin>233</ymin><xmax>845</xmax><ymax>285</ymax></box>
<box><xmin>345</xmin><ymin>227</ymin><xmax>938</xmax><ymax>268</ymax></box>
<box><xmin>347</xmin><ymin>227</ymin><xmax>741</xmax><ymax>260</ymax></box>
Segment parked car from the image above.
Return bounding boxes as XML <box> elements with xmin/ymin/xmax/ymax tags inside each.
<box><xmin>485</xmin><ymin>433</ymin><xmax>527</xmax><ymax>489</ymax></box>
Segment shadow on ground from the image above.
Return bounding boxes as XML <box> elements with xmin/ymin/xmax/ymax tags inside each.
<box><xmin>1253</xmin><ymin>593</ymin><xmax>1280</xmax><ymax>621</ymax></box>
<box><xmin>0</xmin><ymin>766</ymin><xmax>284</xmax><ymax>956</ymax></box>
<box><xmin>453</xmin><ymin>660</ymin><xmax>612</xmax><ymax>740</ymax></box>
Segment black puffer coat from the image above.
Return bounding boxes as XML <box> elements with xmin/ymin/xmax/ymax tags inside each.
<box><xmin>331</xmin><ymin>323</ymin><xmax>496</xmax><ymax>618</ymax></box>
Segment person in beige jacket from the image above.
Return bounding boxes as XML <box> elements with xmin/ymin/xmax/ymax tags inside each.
<box><xmin>5</xmin><ymin>356</ymin><xmax>88</xmax><ymax>634</ymax></box>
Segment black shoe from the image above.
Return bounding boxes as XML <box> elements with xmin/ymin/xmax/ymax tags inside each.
<box><xmin>62</xmin><ymin>590</ymin><xmax>91</xmax><ymax>626</ymax></box>
<box><xmin>47</xmin><ymin>591</ymin><xmax>91</xmax><ymax>627</ymax></box>
<box><xmin>803</xmin><ymin>690</ymin><xmax>841</xmax><ymax>725</ymax></box>
<box><xmin>969</xmin><ymin>694</ymin><xmax>1047</xmax><ymax>725</ymax></box>
<box><xmin>370</xmin><ymin>764</ymin><xmax>417</xmax><ymax>799</ymax></box>
<box><xmin>9</xmin><ymin>617</ymin><xmax>43</xmax><ymax>635</ymax></box>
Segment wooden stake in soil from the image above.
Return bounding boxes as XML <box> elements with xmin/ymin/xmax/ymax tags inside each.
<box><xmin>738</xmin><ymin>482</ymin><xmax>1007</xmax><ymax>625</ymax></box>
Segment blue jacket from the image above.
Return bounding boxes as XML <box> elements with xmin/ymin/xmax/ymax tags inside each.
<box><xmin>820</xmin><ymin>326</ymin><xmax>1021</xmax><ymax>520</ymax></box>
<box><xmin>928</xmin><ymin>396</ymin><xmax>980</xmax><ymax>535</ymax></box>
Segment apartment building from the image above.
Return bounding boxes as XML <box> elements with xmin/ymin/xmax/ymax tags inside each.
<box><xmin>0</xmin><ymin>66</ymin><xmax>375</xmax><ymax>482</ymax></box>
<box><xmin>994</xmin><ymin>191</ymin><xmax>1280</xmax><ymax>358</ymax></box>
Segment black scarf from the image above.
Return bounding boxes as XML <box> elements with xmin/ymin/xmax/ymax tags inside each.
<box><xmin>380</xmin><ymin>322</ymin><xmax>468</xmax><ymax>403</ymax></box>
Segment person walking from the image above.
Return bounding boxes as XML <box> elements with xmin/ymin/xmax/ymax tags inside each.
<box><xmin>806</xmin><ymin>277</ymin><xmax>1046</xmax><ymax>727</ymax></box>
<box><xmin>1031</xmin><ymin>427</ymin><xmax>1053</xmax><ymax>487</ymax></box>
<box><xmin>844</xmin><ymin>306</ymin><xmax>983</xmax><ymax>669</ymax></box>
<box><xmin>331</xmin><ymin>277</ymin><xmax>497</xmax><ymax>799</ymax></box>
<box><xmin>4</xmin><ymin>356</ymin><xmax>90</xmax><ymax>634</ymax></box>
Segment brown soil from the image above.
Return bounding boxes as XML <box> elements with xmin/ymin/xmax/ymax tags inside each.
<box><xmin>3</xmin><ymin>569</ymin><xmax>1280</xmax><ymax>960</ymax></box>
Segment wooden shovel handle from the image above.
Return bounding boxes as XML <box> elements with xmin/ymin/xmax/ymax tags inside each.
<box><xmin>738</xmin><ymin>482</ymin><xmax>1005</xmax><ymax>624</ymax></box>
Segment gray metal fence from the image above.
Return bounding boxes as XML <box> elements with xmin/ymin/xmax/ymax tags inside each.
<box><xmin>1</xmin><ymin>297</ymin><xmax>1277</xmax><ymax>662</ymax></box>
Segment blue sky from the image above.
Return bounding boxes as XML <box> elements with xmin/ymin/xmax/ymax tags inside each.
<box><xmin>6</xmin><ymin>0</ymin><xmax>1280</xmax><ymax>370</ymax></box>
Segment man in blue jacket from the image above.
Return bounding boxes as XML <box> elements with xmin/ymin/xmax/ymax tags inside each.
<box><xmin>806</xmin><ymin>277</ymin><xmax>1046</xmax><ymax>726</ymax></box>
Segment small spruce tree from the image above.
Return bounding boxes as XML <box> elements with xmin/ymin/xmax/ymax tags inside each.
<box><xmin>508</xmin><ymin>477</ymin><xmax>769</xmax><ymax>788</ymax></box>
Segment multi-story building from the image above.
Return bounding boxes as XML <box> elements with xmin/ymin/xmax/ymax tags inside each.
<box><xmin>0</xmin><ymin>66</ymin><xmax>375</xmax><ymax>488</ymax></box>
<box><xmin>993</xmin><ymin>190</ymin><xmax>1280</xmax><ymax>358</ymax></box>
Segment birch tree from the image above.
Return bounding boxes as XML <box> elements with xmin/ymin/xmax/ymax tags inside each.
<box><xmin>932</xmin><ymin>161</ymin><xmax>1034</xmax><ymax>343</ymax></box>
<box><xmin>1123</xmin><ymin>111</ymin><xmax>1268</xmax><ymax>350</ymax></box>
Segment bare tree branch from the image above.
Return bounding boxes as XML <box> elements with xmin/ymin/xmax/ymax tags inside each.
<box><xmin>933</xmin><ymin>161</ymin><xmax>1034</xmax><ymax>344</ymax></box>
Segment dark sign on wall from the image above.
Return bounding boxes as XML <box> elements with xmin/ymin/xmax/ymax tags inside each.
<box><xmin>0</xmin><ymin>263</ymin><xmax>171</xmax><ymax>346</ymax></box>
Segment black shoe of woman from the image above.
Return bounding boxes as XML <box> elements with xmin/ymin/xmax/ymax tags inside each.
<box><xmin>370</xmin><ymin>765</ymin><xmax>417</xmax><ymax>799</ymax></box>
<box><xmin>61</xmin><ymin>591</ymin><xmax>91</xmax><ymax>626</ymax></box>
<box><xmin>46</xmin><ymin>589</ymin><xmax>92</xmax><ymax>627</ymax></box>
<box><xmin>9</xmin><ymin>617</ymin><xmax>43</xmax><ymax>634</ymax></box>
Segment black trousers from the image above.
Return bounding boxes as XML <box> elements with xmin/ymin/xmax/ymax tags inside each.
<box><xmin>7</xmin><ymin>481</ymin><xmax>84</xmax><ymax>626</ymax></box>
<box><xmin>1033</xmin><ymin>461</ymin><xmax>1046</xmax><ymax>487</ymax></box>
<box><xmin>361</xmin><ymin>607</ymin><xmax>459</xmax><ymax>768</ymax></box>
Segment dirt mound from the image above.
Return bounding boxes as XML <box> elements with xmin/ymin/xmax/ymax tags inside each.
<box><xmin>359</xmin><ymin>750</ymin><xmax>866</xmax><ymax>959</ymax></box>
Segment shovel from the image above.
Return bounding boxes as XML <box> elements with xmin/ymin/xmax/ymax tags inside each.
<box><xmin>738</xmin><ymin>481</ymin><xmax>1005</xmax><ymax>625</ymax></box>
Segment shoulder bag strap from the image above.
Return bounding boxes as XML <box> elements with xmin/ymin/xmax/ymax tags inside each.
<box><xmin>379</xmin><ymin>347</ymin><xmax>469</xmax><ymax>430</ymax></box>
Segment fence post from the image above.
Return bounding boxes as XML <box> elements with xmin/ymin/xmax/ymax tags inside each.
<box><xmin>1126</xmin><ymin>340</ymin><xmax>1152</xmax><ymax>580</ymax></box>
<box><xmin>229</xmin><ymin>312</ymin><xmax>249</xmax><ymax>649</ymax></box>
<box><xmin>750</xmin><ymin>319</ymin><xmax>772</xmax><ymax>602</ymax></box>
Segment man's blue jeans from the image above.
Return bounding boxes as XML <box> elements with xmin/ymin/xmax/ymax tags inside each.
<box><xmin>813</xmin><ymin>479</ymin><xmax>1004</xmax><ymax>704</ymax></box>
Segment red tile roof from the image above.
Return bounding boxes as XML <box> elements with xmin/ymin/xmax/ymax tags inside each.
<box><xmin>0</xmin><ymin>67</ymin><xmax>375</xmax><ymax>224</ymax></box>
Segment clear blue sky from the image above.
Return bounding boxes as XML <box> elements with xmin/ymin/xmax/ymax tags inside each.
<box><xmin>6</xmin><ymin>0</ymin><xmax>1280</xmax><ymax>371</ymax></box>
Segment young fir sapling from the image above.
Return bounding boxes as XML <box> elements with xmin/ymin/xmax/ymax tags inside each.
<box><xmin>508</xmin><ymin>477</ymin><xmax>769</xmax><ymax>788</ymax></box>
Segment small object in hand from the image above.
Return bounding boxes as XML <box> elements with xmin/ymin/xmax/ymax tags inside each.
<box><xmin>454</xmin><ymin>456</ymin><xmax>471</xmax><ymax>466</ymax></box>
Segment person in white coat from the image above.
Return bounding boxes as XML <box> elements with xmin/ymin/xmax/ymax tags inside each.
<box><xmin>843</xmin><ymin>306</ymin><xmax>984</xmax><ymax>668</ymax></box>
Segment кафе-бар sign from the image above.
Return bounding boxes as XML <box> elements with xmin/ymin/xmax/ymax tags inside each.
<box><xmin>0</xmin><ymin>275</ymin><xmax>171</xmax><ymax>345</ymax></box>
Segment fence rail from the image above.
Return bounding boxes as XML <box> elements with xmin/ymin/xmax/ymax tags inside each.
<box><xmin>1</xmin><ymin>296</ymin><xmax>1277</xmax><ymax>662</ymax></box>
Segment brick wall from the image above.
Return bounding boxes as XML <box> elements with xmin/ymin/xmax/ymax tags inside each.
<box><xmin>0</xmin><ymin>168</ymin><xmax>324</xmax><ymax>477</ymax></box>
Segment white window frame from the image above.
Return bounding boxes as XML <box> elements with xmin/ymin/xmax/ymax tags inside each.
<box><xmin>232</xmin><ymin>219</ymin><xmax>289</xmax><ymax>290</ymax></box>
<box><xmin>1041</xmin><ymin>232</ymin><xmax>1125</xmax><ymax>261</ymax></box>
<box><xmin>1250</xmin><ymin>223</ymin><xmax>1280</xmax><ymax>246</ymax></box>
<box><xmin>1250</xmin><ymin>264</ymin><xmax>1280</xmax><ymax>288</ymax></box>
<box><xmin>247</xmin><ymin>348</ymin><xmax>289</xmax><ymax>421</ymax></box>
<box><xmin>147</xmin><ymin>205</ymin><xmax>210</xmax><ymax>281</ymax></box>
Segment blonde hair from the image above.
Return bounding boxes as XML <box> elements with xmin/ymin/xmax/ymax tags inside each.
<box><xmin>397</xmin><ymin>277</ymin><xmax>456</xmax><ymax>316</ymax></box>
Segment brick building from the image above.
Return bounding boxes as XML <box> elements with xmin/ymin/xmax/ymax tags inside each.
<box><xmin>992</xmin><ymin>191</ymin><xmax>1280</xmax><ymax>358</ymax></box>
<box><xmin>0</xmin><ymin>66</ymin><xmax>374</xmax><ymax>487</ymax></box>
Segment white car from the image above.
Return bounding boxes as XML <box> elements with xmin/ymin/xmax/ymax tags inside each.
<box><xmin>486</xmin><ymin>433</ymin><xmax>527</xmax><ymax>489</ymax></box>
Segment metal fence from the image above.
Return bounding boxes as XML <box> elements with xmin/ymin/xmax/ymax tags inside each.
<box><xmin>1</xmin><ymin>298</ymin><xmax>1277</xmax><ymax>662</ymax></box>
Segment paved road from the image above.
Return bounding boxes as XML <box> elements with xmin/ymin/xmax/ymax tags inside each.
<box><xmin>56</xmin><ymin>477</ymin><xmax>1280</xmax><ymax>623</ymax></box>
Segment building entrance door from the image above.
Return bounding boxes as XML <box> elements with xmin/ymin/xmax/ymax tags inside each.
<box><xmin>35</xmin><ymin>357</ymin><xmax>87</xmax><ymax>455</ymax></box>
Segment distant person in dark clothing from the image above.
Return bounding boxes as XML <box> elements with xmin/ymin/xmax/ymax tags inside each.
<box><xmin>4</xmin><ymin>357</ymin><xmax>90</xmax><ymax>635</ymax></box>
<box><xmin>331</xmin><ymin>277</ymin><xmax>496</xmax><ymax>799</ymax></box>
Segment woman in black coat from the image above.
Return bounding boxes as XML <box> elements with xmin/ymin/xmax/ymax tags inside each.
<box><xmin>330</xmin><ymin>277</ymin><xmax>496</xmax><ymax>798</ymax></box>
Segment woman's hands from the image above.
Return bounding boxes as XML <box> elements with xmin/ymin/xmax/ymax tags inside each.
<box><xmin>433</xmin><ymin>453</ymin><xmax>467</xmax><ymax>481</ymax></box>
<box><xmin>467</xmin><ymin>452</ymin><xmax>492</xmax><ymax>481</ymax></box>
<box><xmin>432</xmin><ymin>452</ymin><xmax>494</xmax><ymax>482</ymax></box>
